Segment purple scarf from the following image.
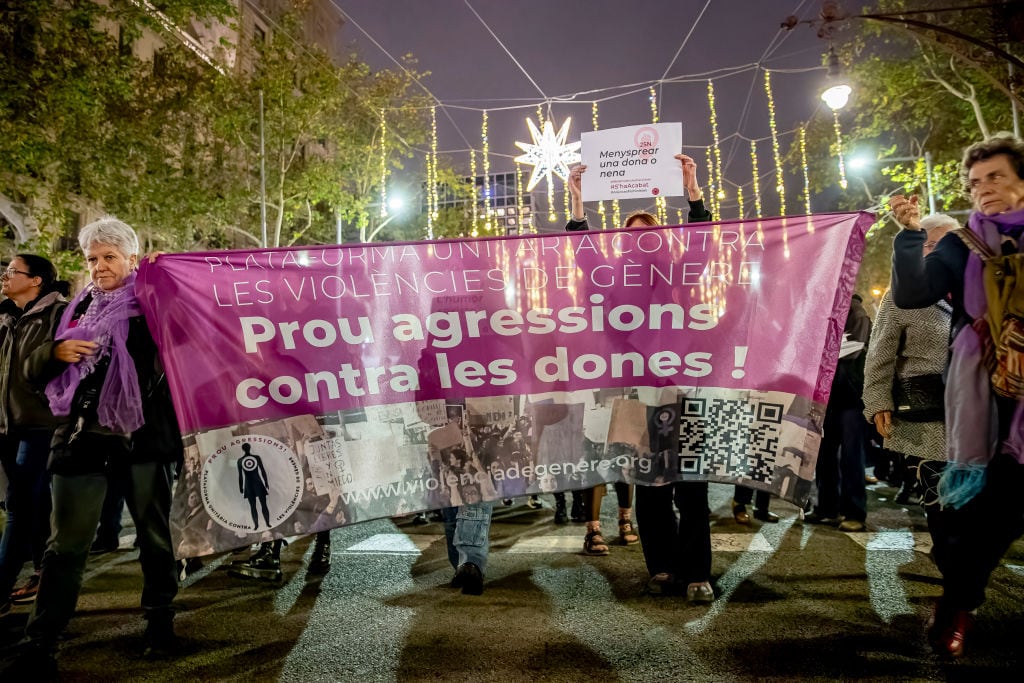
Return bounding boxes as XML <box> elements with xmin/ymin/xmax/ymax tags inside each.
<box><xmin>45</xmin><ymin>271</ymin><xmax>145</xmax><ymax>434</ymax></box>
<box><xmin>940</xmin><ymin>208</ymin><xmax>1024</xmax><ymax>508</ymax></box>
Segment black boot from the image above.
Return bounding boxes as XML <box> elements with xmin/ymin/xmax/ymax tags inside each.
<box><xmin>143</xmin><ymin>609</ymin><xmax>181</xmax><ymax>658</ymax></box>
<box><xmin>554</xmin><ymin>495</ymin><xmax>568</xmax><ymax>524</ymax></box>
<box><xmin>308</xmin><ymin>532</ymin><xmax>331</xmax><ymax>575</ymax></box>
<box><xmin>229</xmin><ymin>541</ymin><xmax>283</xmax><ymax>581</ymax></box>
<box><xmin>570</xmin><ymin>493</ymin><xmax>585</xmax><ymax>523</ymax></box>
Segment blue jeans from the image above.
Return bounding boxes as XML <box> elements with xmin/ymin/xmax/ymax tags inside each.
<box><xmin>26</xmin><ymin>459</ymin><xmax>178</xmax><ymax>647</ymax></box>
<box><xmin>0</xmin><ymin>430</ymin><xmax>53</xmax><ymax>598</ymax></box>
<box><xmin>441</xmin><ymin>503</ymin><xmax>493</xmax><ymax>573</ymax></box>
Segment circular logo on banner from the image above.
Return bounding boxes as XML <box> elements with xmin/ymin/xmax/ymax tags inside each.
<box><xmin>200</xmin><ymin>436</ymin><xmax>303</xmax><ymax>533</ymax></box>
<box><xmin>652</xmin><ymin>187</ymin><xmax>660</xmax><ymax>196</ymax></box>
<box><xmin>634</xmin><ymin>126</ymin><xmax>659</xmax><ymax>150</ymax></box>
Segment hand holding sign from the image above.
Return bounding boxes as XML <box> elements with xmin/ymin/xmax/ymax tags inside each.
<box><xmin>580</xmin><ymin>123</ymin><xmax>685</xmax><ymax>202</ymax></box>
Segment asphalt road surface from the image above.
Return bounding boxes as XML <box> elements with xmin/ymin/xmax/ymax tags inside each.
<box><xmin>1</xmin><ymin>480</ymin><xmax>1021</xmax><ymax>682</ymax></box>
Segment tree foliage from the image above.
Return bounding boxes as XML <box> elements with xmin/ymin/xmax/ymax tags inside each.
<box><xmin>797</xmin><ymin>0</ymin><xmax>1024</xmax><ymax>298</ymax></box>
<box><xmin>0</xmin><ymin>0</ymin><xmax>432</xmax><ymax>264</ymax></box>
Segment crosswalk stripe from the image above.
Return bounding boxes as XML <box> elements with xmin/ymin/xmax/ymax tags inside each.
<box><xmin>337</xmin><ymin>529</ymin><xmax>938</xmax><ymax>556</ymax></box>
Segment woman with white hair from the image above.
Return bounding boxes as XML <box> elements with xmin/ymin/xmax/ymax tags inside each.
<box><xmin>862</xmin><ymin>212</ymin><xmax>955</xmax><ymax>564</ymax></box>
<box><xmin>16</xmin><ymin>217</ymin><xmax>181</xmax><ymax>671</ymax></box>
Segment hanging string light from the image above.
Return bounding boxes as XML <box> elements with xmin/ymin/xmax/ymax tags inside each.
<box><xmin>832</xmin><ymin>110</ymin><xmax>848</xmax><ymax>190</ymax></box>
<box><xmin>800</xmin><ymin>126</ymin><xmax>812</xmax><ymax>214</ymax></box>
<box><xmin>649</xmin><ymin>86</ymin><xmax>659</xmax><ymax>123</ymax></box>
<box><xmin>592</xmin><ymin>101</ymin><xmax>607</xmax><ymax>228</ymax></box>
<box><xmin>737</xmin><ymin>185</ymin><xmax>745</xmax><ymax>219</ymax></box>
<box><xmin>515</xmin><ymin>161</ymin><xmax>524</xmax><ymax>234</ymax></box>
<box><xmin>482</xmin><ymin>110</ymin><xmax>492</xmax><ymax>232</ymax></box>
<box><xmin>563</xmin><ymin>175</ymin><xmax>571</xmax><ymax>222</ymax></box>
<box><xmin>750</xmin><ymin>139</ymin><xmax>763</xmax><ymax>217</ymax></box>
<box><xmin>612</xmin><ymin>199</ymin><xmax>621</xmax><ymax>227</ymax></box>
<box><xmin>705</xmin><ymin>147</ymin><xmax>717</xmax><ymax>218</ymax></box>
<box><xmin>378</xmin><ymin>110</ymin><xmax>388</xmax><ymax>219</ymax></box>
<box><xmin>649</xmin><ymin>87</ymin><xmax>667</xmax><ymax>222</ymax></box>
<box><xmin>676</xmin><ymin>207</ymin><xmax>684</xmax><ymax>225</ymax></box>
<box><xmin>764</xmin><ymin>70</ymin><xmax>786</xmax><ymax>215</ymax></box>
<box><xmin>707</xmin><ymin>80</ymin><xmax>725</xmax><ymax>206</ymax></box>
<box><xmin>469</xmin><ymin>148</ymin><xmax>478</xmax><ymax>237</ymax></box>
<box><xmin>427</xmin><ymin>106</ymin><xmax>439</xmax><ymax>239</ymax></box>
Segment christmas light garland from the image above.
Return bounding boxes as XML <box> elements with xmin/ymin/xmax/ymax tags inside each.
<box><xmin>707</xmin><ymin>80</ymin><xmax>725</xmax><ymax>206</ymax></box>
<box><xmin>378</xmin><ymin>111</ymin><xmax>388</xmax><ymax>219</ymax></box>
<box><xmin>482</xmin><ymin>110</ymin><xmax>491</xmax><ymax>232</ymax></box>
<box><xmin>764</xmin><ymin>70</ymin><xmax>786</xmax><ymax>215</ymax></box>
<box><xmin>800</xmin><ymin>126</ymin><xmax>811</xmax><ymax>215</ymax></box>
<box><xmin>832</xmin><ymin>110</ymin><xmax>847</xmax><ymax>190</ymax></box>
<box><xmin>750</xmin><ymin>139</ymin><xmax>763</xmax><ymax>217</ymax></box>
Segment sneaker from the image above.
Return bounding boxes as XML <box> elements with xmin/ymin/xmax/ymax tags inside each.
<box><xmin>646</xmin><ymin>572</ymin><xmax>676</xmax><ymax>595</ymax></box>
<box><xmin>526</xmin><ymin>495</ymin><xmax>543</xmax><ymax>510</ymax></box>
<box><xmin>453</xmin><ymin>562</ymin><xmax>484</xmax><ymax>595</ymax></box>
<box><xmin>228</xmin><ymin>546</ymin><xmax>283</xmax><ymax>581</ymax></box>
<box><xmin>804</xmin><ymin>511</ymin><xmax>841</xmax><ymax>526</ymax></box>
<box><xmin>501</xmin><ymin>498</ymin><xmax>514</xmax><ymax>507</ymax></box>
<box><xmin>838</xmin><ymin>519</ymin><xmax>867</xmax><ymax>532</ymax></box>
<box><xmin>411</xmin><ymin>513</ymin><xmax>429</xmax><ymax>525</ymax></box>
<box><xmin>686</xmin><ymin>581</ymin><xmax>715</xmax><ymax>603</ymax></box>
<box><xmin>10</xmin><ymin>574</ymin><xmax>40</xmax><ymax>605</ymax></box>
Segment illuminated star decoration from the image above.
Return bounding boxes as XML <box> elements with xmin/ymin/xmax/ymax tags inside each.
<box><xmin>514</xmin><ymin>116</ymin><xmax>581</xmax><ymax>192</ymax></box>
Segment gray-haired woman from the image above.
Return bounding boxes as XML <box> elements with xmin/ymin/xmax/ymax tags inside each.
<box><xmin>15</xmin><ymin>217</ymin><xmax>181</xmax><ymax>672</ymax></box>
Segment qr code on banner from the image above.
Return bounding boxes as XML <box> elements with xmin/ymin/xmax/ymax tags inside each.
<box><xmin>677</xmin><ymin>397</ymin><xmax>783</xmax><ymax>480</ymax></box>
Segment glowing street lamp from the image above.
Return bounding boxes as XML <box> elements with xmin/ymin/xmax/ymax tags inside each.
<box><xmin>820</xmin><ymin>47</ymin><xmax>851</xmax><ymax>111</ymax></box>
<box><xmin>849</xmin><ymin>152</ymin><xmax>936</xmax><ymax>215</ymax></box>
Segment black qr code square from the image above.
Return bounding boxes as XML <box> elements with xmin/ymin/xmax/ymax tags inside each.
<box><xmin>678</xmin><ymin>398</ymin><xmax>784</xmax><ymax>480</ymax></box>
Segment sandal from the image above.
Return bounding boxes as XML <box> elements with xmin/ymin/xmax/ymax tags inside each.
<box><xmin>618</xmin><ymin>519</ymin><xmax>639</xmax><ymax>545</ymax></box>
<box><xmin>583</xmin><ymin>530</ymin><xmax>610</xmax><ymax>556</ymax></box>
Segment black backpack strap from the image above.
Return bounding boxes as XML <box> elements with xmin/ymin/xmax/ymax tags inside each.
<box><xmin>952</xmin><ymin>226</ymin><xmax>997</xmax><ymax>260</ymax></box>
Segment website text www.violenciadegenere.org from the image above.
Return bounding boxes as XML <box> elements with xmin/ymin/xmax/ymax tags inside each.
<box><xmin>340</xmin><ymin>452</ymin><xmax>650</xmax><ymax>505</ymax></box>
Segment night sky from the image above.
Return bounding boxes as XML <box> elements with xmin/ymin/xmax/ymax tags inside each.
<box><xmin>330</xmin><ymin>0</ymin><xmax>837</xmax><ymax>227</ymax></box>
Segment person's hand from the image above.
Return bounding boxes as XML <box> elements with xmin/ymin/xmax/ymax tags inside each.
<box><xmin>889</xmin><ymin>194</ymin><xmax>922</xmax><ymax>231</ymax></box>
<box><xmin>675</xmin><ymin>154</ymin><xmax>702</xmax><ymax>199</ymax></box>
<box><xmin>54</xmin><ymin>339</ymin><xmax>99</xmax><ymax>364</ymax></box>
<box><xmin>568</xmin><ymin>164</ymin><xmax>586</xmax><ymax>199</ymax></box>
<box><xmin>873</xmin><ymin>410</ymin><xmax>893</xmax><ymax>439</ymax></box>
<box><xmin>144</xmin><ymin>251</ymin><xmax>166</xmax><ymax>264</ymax></box>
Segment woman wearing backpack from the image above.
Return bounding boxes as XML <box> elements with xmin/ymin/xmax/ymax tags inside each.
<box><xmin>890</xmin><ymin>133</ymin><xmax>1024</xmax><ymax>658</ymax></box>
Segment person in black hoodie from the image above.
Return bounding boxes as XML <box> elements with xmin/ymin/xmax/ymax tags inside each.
<box><xmin>0</xmin><ymin>255</ymin><xmax>68</xmax><ymax>615</ymax></box>
<box><xmin>12</xmin><ymin>218</ymin><xmax>181</xmax><ymax>673</ymax></box>
<box><xmin>806</xmin><ymin>294</ymin><xmax>872</xmax><ymax>532</ymax></box>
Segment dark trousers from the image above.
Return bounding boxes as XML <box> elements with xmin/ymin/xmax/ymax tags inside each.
<box><xmin>26</xmin><ymin>460</ymin><xmax>178</xmax><ymax>647</ymax></box>
<box><xmin>932</xmin><ymin>454</ymin><xmax>1024</xmax><ymax>610</ymax></box>
<box><xmin>94</xmin><ymin>488</ymin><xmax>126</xmax><ymax>547</ymax></box>
<box><xmin>815</xmin><ymin>404</ymin><xmax>867</xmax><ymax>522</ymax></box>
<box><xmin>733</xmin><ymin>485</ymin><xmax>770</xmax><ymax>510</ymax></box>
<box><xmin>0</xmin><ymin>430</ymin><xmax>52</xmax><ymax>597</ymax></box>
<box><xmin>634</xmin><ymin>481</ymin><xmax>711</xmax><ymax>584</ymax></box>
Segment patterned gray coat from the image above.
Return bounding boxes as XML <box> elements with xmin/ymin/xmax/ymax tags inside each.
<box><xmin>861</xmin><ymin>290</ymin><xmax>950</xmax><ymax>461</ymax></box>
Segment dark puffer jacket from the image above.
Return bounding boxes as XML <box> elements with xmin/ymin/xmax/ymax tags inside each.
<box><xmin>0</xmin><ymin>291</ymin><xmax>67</xmax><ymax>435</ymax></box>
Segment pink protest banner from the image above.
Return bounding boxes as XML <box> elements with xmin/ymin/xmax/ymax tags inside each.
<box><xmin>137</xmin><ymin>212</ymin><xmax>872</xmax><ymax>557</ymax></box>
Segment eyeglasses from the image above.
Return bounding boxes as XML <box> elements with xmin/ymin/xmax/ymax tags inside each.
<box><xmin>1</xmin><ymin>268</ymin><xmax>32</xmax><ymax>279</ymax></box>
